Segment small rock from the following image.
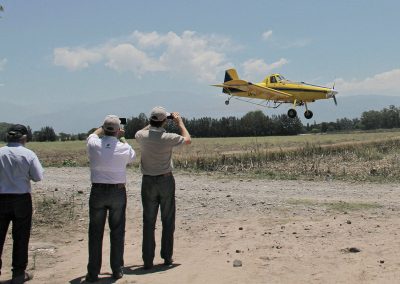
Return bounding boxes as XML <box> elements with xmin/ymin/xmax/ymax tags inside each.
<box><xmin>379</xmin><ymin>260</ymin><xmax>385</xmax><ymax>264</ymax></box>
<box><xmin>235</xmin><ymin>250</ymin><xmax>241</xmax><ymax>253</ymax></box>
<box><xmin>238</xmin><ymin>227</ymin><xmax>243</xmax><ymax>230</ymax></box>
<box><xmin>347</xmin><ymin>247</ymin><xmax>361</xmax><ymax>253</ymax></box>
<box><xmin>77</xmin><ymin>190</ymin><xmax>84</xmax><ymax>194</ymax></box>
<box><xmin>346</xmin><ymin>220</ymin><xmax>352</xmax><ymax>224</ymax></box>
<box><xmin>233</xmin><ymin>259</ymin><xmax>242</xmax><ymax>267</ymax></box>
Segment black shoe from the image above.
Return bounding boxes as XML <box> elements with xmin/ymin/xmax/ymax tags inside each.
<box><xmin>112</xmin><ymin>270</ymin><xmax>123</xmax><ymax>280</ymax></box>
<box><xmin>11</xmin><ymin>272</ymin><xmax>33</xmax><ymax>284</ymax></box>
<box><xmin>85</xmin><ymin>273</ymin><xmax>99</xmax><ymax>283</ymax></box>
<box><xmin>143</xmin><ymin>262</ymin><xmax>153</xmax><ymax>270</ymax></box>
<box><xmin>164</xmin><ymin>258</ymin><xmax>173</xmax><ymax>266</ymax></box>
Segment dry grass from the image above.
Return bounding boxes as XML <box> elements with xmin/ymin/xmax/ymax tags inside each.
<box><xmin>174</xmin><ymin>137</ymin><xmax>400</xmax><ymax>182</ymax></box>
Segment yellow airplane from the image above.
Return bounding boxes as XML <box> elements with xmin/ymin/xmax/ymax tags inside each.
<box><xmin>212</xmin><ymin>68</ymin><xmax>338</xmax><ymax>119</ymax></box>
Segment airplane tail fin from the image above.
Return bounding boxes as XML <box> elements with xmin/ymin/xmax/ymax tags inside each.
<box><xmin>223</xmin><ymin>69</ymin><xmax>239</xmax><ymax>94</ymax></box>
<box><xmin>224</xmin><ymin>69</ymin><xmax>239</xmax><ymax>82</ymax></box>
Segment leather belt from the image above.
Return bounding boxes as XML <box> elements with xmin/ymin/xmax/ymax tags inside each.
<box><xmin>92</xmin><ymin>183</ymin><xmax>125</xmax><ymax>189</ymax></box>
<box><xmin>144</xmin><ymin>172</ymin><xmax>172</xmax><ymax>177</ymax></box>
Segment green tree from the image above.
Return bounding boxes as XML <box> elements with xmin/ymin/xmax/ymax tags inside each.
<box><xmin>274</xmin><ymin>114</ymin><xmax>303</xmax><ymax>135</ymax></box>
<box><xmin>361</xmin><ymin>110</ymin><xmax>382</xmax><ymax>130</ymax></box>
<box><xmin>33</xmin><ymin>126</ymin><xmax>57</xmax><ymax>142</ymax></box>
<box><xmin>59</xmin><ymin>132</ymin><xmax>70</xmax><ymax>141</ymax></box>
<box><xmin>125</xmin><ymin>113</ymin><xmax>148</xmax><ymax>138</ymax></box>
<box><xmin>381</xmin><ymin>105</ymin><xmax>400</xmax><ymax>129</ymax></box>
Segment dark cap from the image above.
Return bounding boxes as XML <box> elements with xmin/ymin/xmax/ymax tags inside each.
<box><xmin>7</xmin><ymin>124</ymin><xmax>28</xmax><ymax>138</ymax></box>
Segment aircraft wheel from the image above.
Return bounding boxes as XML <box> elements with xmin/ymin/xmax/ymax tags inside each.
<box><xmin>304</xmin><ymin>110</ymin><xmax>313</xmax><ymax>119</ymax></box>
<box><xmin>287</xmin><ymin>108</ymin><xmax>297</xmax><ymax>118</ymax></box>
<box><xmin>225</xmin><ymin>100</ymin><xmax>230</xmax><ymax>105</ymax></box>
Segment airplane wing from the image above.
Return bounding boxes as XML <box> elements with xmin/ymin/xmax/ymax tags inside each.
<box><xmin>212</xmin><ymin>80</ymin><xmax>293</xmax><ymax>101</ymax></box>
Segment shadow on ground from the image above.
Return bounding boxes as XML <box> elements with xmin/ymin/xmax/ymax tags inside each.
<box><xmin>69</xmin><ymin>264</ymin><xmax>180</xmax><ymax>283</ymax></box>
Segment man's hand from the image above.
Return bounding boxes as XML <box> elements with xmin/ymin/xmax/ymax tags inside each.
<box><xmin>171</xmin><ymin>112</ymin><xmax>191</xmax><ymax>145</ymax></box>
<box><xmin>118</xmin><ymin>129</ymin><xmax>125</xmax><ymax>138</ymax></box>
<box><xmin>171</xmin><ymin>112</ymin><xmax>184</xmax><ymax>125</ymax></box>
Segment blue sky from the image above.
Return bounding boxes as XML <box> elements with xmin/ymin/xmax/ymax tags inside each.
<box><xmin>1</xmin><ymin>0</ymin><xmax>400</xmax><ymax>132</ymax></box>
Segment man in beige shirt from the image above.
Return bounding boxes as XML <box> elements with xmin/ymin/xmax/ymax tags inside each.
<box><xmin>135</xmin><ymin>107</ymin><xmax>191</xmax><ymax>269</ymax></box>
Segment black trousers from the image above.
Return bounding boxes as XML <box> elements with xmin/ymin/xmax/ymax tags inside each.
<box><xmin>87</xmin><ymin>185</ymin><xmax>127</xmax><ymax>276</ymax></box>
<box><xmin>141</xmin><ymin>174</ymin><xmax>176</xmax><ymax>264</ymax></box>
<box><xmin>0</xmin><ymin>193</ymin><xmax>32</xmax><ymax>277</ymax></box>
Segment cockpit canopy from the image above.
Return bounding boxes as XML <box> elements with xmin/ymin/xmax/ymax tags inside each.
<box><xmin>266</xmin><ymin>74</ymin><xmax>286</xmax><ymax>84</ymax></box>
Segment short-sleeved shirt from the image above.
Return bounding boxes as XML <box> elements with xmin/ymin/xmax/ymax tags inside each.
<box><xmin>0</xmin><ymin>143</ymin><xmax>44</xmax><ymax>194</ymax></box>
<box><xmin>87</xmin><ymin>134</ymin><xmax>136</xmax><ymax>184</ymax></box>
<box><xmin>135</xmin><ymin>127</ymin><xmax>185</xmax><ymax>176</ymax></box>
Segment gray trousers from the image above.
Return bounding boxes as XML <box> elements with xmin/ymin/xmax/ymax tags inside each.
<box><xmin>141</xmin><ymin>174</ymin><xmax>176</xmax><ymax>264</ymax></box>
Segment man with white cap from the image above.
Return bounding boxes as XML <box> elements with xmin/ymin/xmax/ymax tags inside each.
<box><xmin>135</xmin><ymin>107</ymin><xmax>191</xmax><ymax>269</ymax></box>
<box><xmin>85</xmin><ymin>115</ymin><xmax>136</xmax><ymax>282</ymax></box>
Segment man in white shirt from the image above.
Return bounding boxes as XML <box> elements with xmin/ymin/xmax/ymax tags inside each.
<box><xmin>0</xmin><ymin>124</ymin><xmax>44</xmax><ymax>284</ymax></box>
<box><xmin>85</xmin><ymin>115</ymin><xmax>135</xmax><ymax>282</ymax></box>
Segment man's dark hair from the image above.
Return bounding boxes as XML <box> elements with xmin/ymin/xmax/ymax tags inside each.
<box><xmin>6</xmin><ymin>134</ymin><xmax>24</xmax><ymax>143</ymax></box>
<box><xmin>6</xmin><ymin>124</ymin><xmax>28</xmax><ymax>143</ymax></box>
<box><xmin>150</xmin><ymin>119</ymin><xmax>165</xmax><ymax>128</ymax></box>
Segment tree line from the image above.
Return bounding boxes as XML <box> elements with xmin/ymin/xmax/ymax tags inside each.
<box><xmin>1</xmin><ymin>105</ymin><xmax>400</xmax><ymax>142</ymax></box>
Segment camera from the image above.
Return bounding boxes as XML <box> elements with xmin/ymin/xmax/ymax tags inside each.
<box><xmin>119</xmin><ymin>117</ymin><xmax>127</xmax><ymax>125</ymax></box>
<box><xmin>166</xmin><ymin>114</ymin><xmax>174</xmax><ymax>120</ymax></box>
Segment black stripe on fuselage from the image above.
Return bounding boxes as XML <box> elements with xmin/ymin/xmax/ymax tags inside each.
<box><xmin>274</xmin><ymin>87</ymin><xmax>327</xmax><ymax>94</ymax></box>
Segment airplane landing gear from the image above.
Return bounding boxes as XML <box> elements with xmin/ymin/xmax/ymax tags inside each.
<box><xmin>304</xmin><ymin>110</ymin><xmax>313</xmax><ymax>119</ymax></box>
<box><xmin>287</xmin><ymin>108</ymin><xmax>297</xmax><ymax>118</ymax></box>
<box><xmin>225</xmin><ymin>100</ymin><xmax>230</xmax><ymax>105</ymax></box>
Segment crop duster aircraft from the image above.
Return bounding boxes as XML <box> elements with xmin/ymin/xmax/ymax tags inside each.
<box><xmin>212</xmin><ymin>69</ymin><xmax>338</xmax><ymax>119</ymax></box>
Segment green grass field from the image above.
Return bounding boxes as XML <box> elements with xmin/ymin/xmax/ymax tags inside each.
<box><xmin>2</xmin><ymin>130</ymin><xmax>400</xmax><ymax>181</ymax></box>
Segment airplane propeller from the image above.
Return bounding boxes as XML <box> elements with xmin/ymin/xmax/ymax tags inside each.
<box><xmin>332</xmin><ymin>82</ymin><xmax>337</xmax><ymax>106</ymax></box>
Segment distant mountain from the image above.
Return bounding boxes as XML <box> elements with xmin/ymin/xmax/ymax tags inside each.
<box><xmin>1</xmin><ymin>94</ymin><xmax>400</xmax><ymax>133</ymax></box>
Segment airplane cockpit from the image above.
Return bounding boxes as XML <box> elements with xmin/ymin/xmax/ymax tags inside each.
<box><xmin>269</xmin><ymin>74</ymin><xmax>286</xmax><ymax>84</ymax></box>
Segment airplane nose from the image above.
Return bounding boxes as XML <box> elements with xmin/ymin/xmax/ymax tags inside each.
<box><xmin>327</xmin><ymin>90</ymin><xmax>338</xmax><ymax>98</ymax></box>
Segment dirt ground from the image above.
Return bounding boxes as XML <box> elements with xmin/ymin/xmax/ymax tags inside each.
<box><xmin>1</xmin><ymin>167</ymin><xmax>400</xmax><ymax>284</ymax></box>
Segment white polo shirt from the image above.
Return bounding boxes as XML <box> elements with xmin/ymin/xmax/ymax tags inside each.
<box><xmin>0</xmin><ymin>143</ymin><xmax>44</xmax><ymax>194</ymax></box>
<box><xmin>87</xmin><ymin>134</ymin><xmax>136</xmax><ymax>184</ymax></box>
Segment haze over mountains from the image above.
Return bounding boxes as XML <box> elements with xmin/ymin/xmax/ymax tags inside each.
<box><xmin>1</xmin><ymin>93</ymin><xmax>400</xmax><ymax>133</ymax></box>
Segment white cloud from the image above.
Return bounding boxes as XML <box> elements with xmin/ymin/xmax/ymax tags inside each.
<box><xmin>105</xmin><ymin>43</ymin><xmax>166</xmax><ymax>75</ymax></box>
<box><xmin>242</xmin><ymin>58</ymin><xmax>289</xmax><ymax>79</ymax></box>
<box><xmin>262</xmin><ymin>30</ymin><xmax>273</xmax><ymax>41</ymax></box>
<box><xmin>53</xmin><ymin>48</ymin><xmax>103</xmax><ymax>70</ymax></box>
<box><xmin>0</xmin><ymin>58</ymin><xmax>7</xmax><ymax>71</ymax></box>
<box><xmin>335</xmin><ymin>69</ymin><xmax>400</xmax><ymax>96</ymax></box>
<box><xmin>53</xmin><ymin>31</ymin><xmax>233</xmax><ymax>82</ymax></box>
